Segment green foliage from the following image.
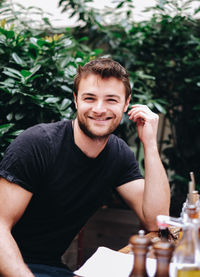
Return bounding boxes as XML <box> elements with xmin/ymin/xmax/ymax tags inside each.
<box><xmin>0</xmin><ymin>2</ymin><xmax>100</xmax><ymax>158</ymax></box>
<box><xmin>0</xmin><ymin>0</ymin><xmax>200</xmax><ymax>215</ymax></box>
<box><xmin>58</xmin><ymin>0</ymin><xmax>200</xmax><ymax>215</ymax></box>
<box><xmin>128</xmin><ymin>2</ymin><xmax>200</xmax><ymax>215</ymax></box>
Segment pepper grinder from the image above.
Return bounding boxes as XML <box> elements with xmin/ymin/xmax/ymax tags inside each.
<box><xmin>129</xmin><ymin>230</ymin><xmax>151</xmax><ymax>277</ymax></box>
<box><xmin>153</xmin><ymin>240</ymin><xmax>175</xmax><ymax>277</ymax></box>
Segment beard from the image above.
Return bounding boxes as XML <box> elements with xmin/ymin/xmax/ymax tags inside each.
<box><xmin>76</xmin><ymin>112</ymin><xmax>122</xmax><ymax>141</ymax></box>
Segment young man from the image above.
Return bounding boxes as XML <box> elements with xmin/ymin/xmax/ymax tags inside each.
<box><xmin>0</xmin><ymin>58</ymin><xmax>170</xmax><ymax>277</ymax></box>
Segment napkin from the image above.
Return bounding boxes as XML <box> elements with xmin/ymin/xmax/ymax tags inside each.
<box><xmin>74</xmin><ymin>246</ymin><xmax>167</xmax><ymax>277</ymax></box>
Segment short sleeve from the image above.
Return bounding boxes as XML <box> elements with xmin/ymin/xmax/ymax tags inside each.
<box><xmin>115</xmin><ymin>139</ymin><xmax>143</xmax><ymax>187</ymax></box>
<box><xmin>0</xmin><ymin>124</ymin><xmax>52</xmax><ymax>193</ymax></box>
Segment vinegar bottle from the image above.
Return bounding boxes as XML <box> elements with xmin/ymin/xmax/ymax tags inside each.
<box><xmin>173</xmin><ymin>205</ymin><xmax>200</xmax><ymax>277</ymax></box>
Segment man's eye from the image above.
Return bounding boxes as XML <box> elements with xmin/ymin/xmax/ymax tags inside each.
<box><xmin>107</xmin><ymin>99</ymin><xmax>117</xmax><ymax>103</ymax></box>
<box><xmin>85</xmin><ymin>97</ymin><xmax>94</xmax><ymax>101</ymax></box>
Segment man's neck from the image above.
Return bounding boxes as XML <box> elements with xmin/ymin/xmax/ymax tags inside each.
<box><xmin>73</xmin><ymin>119</ymin><xmax>109</xmax><ymax>158</ymax></box>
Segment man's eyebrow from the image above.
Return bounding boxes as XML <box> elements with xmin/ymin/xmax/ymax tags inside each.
<box><xmin>81</xmin><ymin>93</ymin><xmax>96</xmax><ymax>97</ymax></box>
<box><xmin>106</xmin><ymin>94</ymin><xmax>121</xmax><ymax>99</ymax></box>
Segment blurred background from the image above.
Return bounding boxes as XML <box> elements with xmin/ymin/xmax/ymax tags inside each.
<box><xmin>0</xmin><ymin>0</ymin><xmax>200</xmax><ymax>268</ymax></box>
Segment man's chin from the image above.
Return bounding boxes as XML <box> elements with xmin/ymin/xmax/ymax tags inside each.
<box><xmin>79</xmin><ymin>124</ymin><xmax>110</xmax><ymax>140</ymax></box>
<box><xmin>82</xmin><ymin>129</ymin><xmax>110</xmax><ymax>140</ymax></box>
<box><xmin>77</xmin><ymin>117</ymin><xmax>120</xmax><ymax>140</ymax></box>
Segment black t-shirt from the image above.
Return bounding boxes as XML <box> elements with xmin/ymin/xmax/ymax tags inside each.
<box><xmin>0</xmin><ymin>120</ymin><xmax>143</xmax><ymax>266</ymax></box>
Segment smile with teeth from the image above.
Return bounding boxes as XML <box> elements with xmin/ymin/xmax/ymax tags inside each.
<box><xmin>89</xmin><ymin>116</ymin><xmax>112</xmax><ymax>121</ymax></box>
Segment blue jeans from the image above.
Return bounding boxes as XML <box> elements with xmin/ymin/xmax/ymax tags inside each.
<box><xmin>28</xmin><ymin>263</ymin><xmax>74</xmax><ymax>277</ymax></box>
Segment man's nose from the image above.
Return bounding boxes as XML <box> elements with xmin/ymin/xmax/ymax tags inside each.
<box><xmin>92</xmin><ymin>100</ymin><xmax>106</xmax><ymax>113</ymax></box>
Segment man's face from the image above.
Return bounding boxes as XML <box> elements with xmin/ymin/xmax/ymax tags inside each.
<box><xmin>74</xmin><ymin>74</ymin><xmax>130</xmax><ymax>139</ymax></box>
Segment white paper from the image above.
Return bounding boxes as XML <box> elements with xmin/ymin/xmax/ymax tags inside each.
<box><xmin>74</xmin><ymin>246</ymin><xmax>176</xmax><ymax>277</ymax></box>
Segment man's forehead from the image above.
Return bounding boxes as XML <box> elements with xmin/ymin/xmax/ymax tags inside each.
<box><xmin>78</xmin><ymin>74</ymin><xmax>125</xmax><ymax>89</ymax></box>
<box><xmin>76</xmin><ymin>73</ymin><xmax>127</xmax><ymax>100</ymax></box>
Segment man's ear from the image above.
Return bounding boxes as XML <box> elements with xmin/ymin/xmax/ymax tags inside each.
<box><xmin>73</xmin><ymin>92</ymin><xmax>78</xmax><ymax>109</ymax></box>
<box><xmin>123</xmin><ymin>95</ymin><xmax>131</xmax><ymax>112</ymax></box>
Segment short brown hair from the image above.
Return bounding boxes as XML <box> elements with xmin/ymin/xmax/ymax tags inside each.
<box><xmin>73</xmin><ymin>58</ymin><xmax>131</xmax><ymax>100</ymax></box>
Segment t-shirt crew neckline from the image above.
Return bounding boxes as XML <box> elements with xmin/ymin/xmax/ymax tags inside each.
<box><xmin>70</xmin><ymin>120</ymin><xmax>110</xmax><ymax>161</ymax></box>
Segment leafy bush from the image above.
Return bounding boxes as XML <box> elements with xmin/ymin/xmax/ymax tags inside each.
<box><xmin>1</xmin><ymin>0</ymin><xmax>200</xmax><ymax>215</ymax></box>
<box><xmin>0</xmin><ymin>2</ymin><xmax>102</xmax><ymax>158</ymax></box>
<box><xmin>59</xmin><ymin>0</ymin><xmax>200</xmax><ymax>215</ymax></box>
<box><xmin>107</xmin><ymin>1</ymin><xmax>200</xmax><ymax>214</ymax></box>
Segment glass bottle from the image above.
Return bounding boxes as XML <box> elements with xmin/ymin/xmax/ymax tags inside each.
<box><xmin>172</xmin><ymin>205</ymin><xmax>200</xmax><ymax>277</ymax></box>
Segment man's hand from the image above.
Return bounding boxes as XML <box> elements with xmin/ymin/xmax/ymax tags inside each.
<box><xmin>128</xmin><ymin>104</ymin><xmax>159</xmax><ymax>147</ymax></box>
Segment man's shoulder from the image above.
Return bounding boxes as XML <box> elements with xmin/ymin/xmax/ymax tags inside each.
<box><xmin>19</xmin><ymin>120</ymin><xmax>71</xmax><ymax>140</ymax></box>
<box><xmin>27</xmin><ymin>119</ymin><xmax>71</xmax><ymax>133</ymax></box>
<box><xmin>108</xmin><ymin>134</ymin><xmax>136</xmax><ymax>161</ymax></box>
<box><xmin>109</xmin><ymin>134</ymin><xmax>130</xmax><ymax>150</ymax></box>
<box><xmin>7</xmin><ymin>120</ymin><xmax>72</xmax><ymax>154</ymax></box>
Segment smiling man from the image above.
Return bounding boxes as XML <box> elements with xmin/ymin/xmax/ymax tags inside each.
<box><xmin>74</xmin><ymin>74</ymin><xmax>129</xmax><ymax>140</ymax></box>
<box><xmin>0</xmin><ymin>58</ymin><xmax>170</xmax><ymax>277</ymax></box>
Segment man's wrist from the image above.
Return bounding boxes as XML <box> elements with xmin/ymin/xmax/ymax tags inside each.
<box><xmin>143</xmin><ymin>141</ymin><xmax>158</xmax><ymax>153</ymax></box>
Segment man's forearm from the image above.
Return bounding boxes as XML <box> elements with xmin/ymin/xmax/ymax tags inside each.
<box><xmin>142</xmin><ymin>144</ymin><xmax>170</xmax><ymax>230</ymax></box>
<box><xmin>0</xmin><ymin>225</ymin><xmax>34</xmax><ymax>277</ymax></box>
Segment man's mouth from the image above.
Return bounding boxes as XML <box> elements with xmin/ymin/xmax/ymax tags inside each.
<box><xmin>88</xmin><ymin>116</ymin><xmax>112</xmax><ymax>121</ymax></box>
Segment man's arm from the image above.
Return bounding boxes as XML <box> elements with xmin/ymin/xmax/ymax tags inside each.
<box><xmin>117</xmin><ymin>105</ymin><xmax>170</xmax><ymax>231</ymax></box>
<box><xmin>0</xmin><ymin>177</ymin><xmax>34</xmax><ymax>277</ymax></box>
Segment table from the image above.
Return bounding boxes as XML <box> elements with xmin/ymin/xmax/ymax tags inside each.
<box><xmin>74</xmin><ymin>229</ymin><xmax>180</xmax><ymax>277</ymax></box>
<box><xmin>119</xmin><ymin>231</ymin><xmax>161</xmax><ymax>258</ymax></box>
<box><xmin>119</xmin><ymin>229</ymin><xmax>180</xmax><ymax>259</ymax></box>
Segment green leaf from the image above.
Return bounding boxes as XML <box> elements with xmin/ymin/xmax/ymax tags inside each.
<box><xmin>193</xmin><ymin>105</ymin><xmax>200</xmax><ymax>111</ymax></box>
<box><xmin>64</xmin><ymin>65</ymin><xmax>77</xmax><ymax>77</ymax></box>
<box><xmin>12</xmin><ymin>53</ymin><xmax>25</xmax><ymax>66</ymax></box>
<box><xmin>6</xmin><ymin>113</ymin><xmax>13</xmax><ymax>121</ymax></box>
<box><xmin>93</xmin><ymin>48</ymin><xmax>103</xmax><ymax>55</ymax></box>
<box><xmin>15</xmin><ymin>113</ymin><xmax>25</xmax><ymax>121</ymax></box>
<box><xmin>9</xmin><ymin>96</ymin><xmax>19</xmax><ymax>105</ymax></box>
<box><xmin>42</xmin><ymin>17</ymin><xmax>52</xmax><ymax>26</ymax></box>
<box><xmin>20</xmin><ymin>70</ymin><xmax>32</xmax><ymax>77</ymax></box>
<box><xmin>0</xmin><ymin>78</ymin><xmax>15</xmax><ymax>88</ymax></box>
<box><xmin>45</xmin><ymin>97</ymin><xmax>60</xmax><ymax>104</ymax></box>
<box><xmin>3</xmin><ymin>68</ymin><xmax>22</xmax><ymax>79</ymax></box>
<box><xmin>60</xmin><ymin>107</ymin><xmax>73</xmax><ymax>119</ymax></box>
<box><xmin>79</xmin><ymin>36</ymin><xmax>88</xmax><ymax>42</ymax></box>
<box><xmin>137</xmin><ymin>71</ymin><xmax>155</xmax><ymax>80</ymax></box>
<box><xmin>20</xmin><ymin>65</ymin><xmax>41</xmax><ymax>79</ymax></box>
<box><xmin>8</xmin><ymin>130</ymin><xmax>24</xmax><ymax>137</ymax></box>
<box><xmin>61</xmin><ymin>85</ymin><xmax>72</xmax><ymax>93</ymax></box>
<box><xmin>0</xmin><ymin>28</ymin><xmax>15</xmax><ymax>39</ymax></box>
<box><xmin>116</xmin><ymin>1</ymin><xmax>125</xmax><ymax>9</ymax></box>
<box><xmin>60</xmin><ymin>99</ymin><xmax>72</xmax><ymax>110</ymax></box>
<box><xmin>184</xmin><ymin>78</ymin><xmax>192</xmax><ymax>83</ymax></box>
<box><xmin>37</xmin><ymin>39</ymin><xmax>50</xmax><ymax>47</ymax></box>
<box><xmin>154</xmin><ymin>102</ymin><xmax>166</xmax><ymax>114</ymax></box>
<box><xmin>29</xmin><ymin>38</ymin><xmax>40</xmax><ymax>48</ymax></box>
<box><xmin>0</xmin><ymin>124</ymin><xmax>14</xmax><ymax>136</ymax></box>
<box><xmin>194</xmin><ymin>7</ymin><xmax>200</xmax><ymax>15</ymax></box>
<box><xmin>7</xmin><ymin>30</ymin><xmax>15</xmax><ymax>38</ymax></box>
<box><xmin>76</xmin><ymin>51</ymin><xmax>85</xmax><ymax>59</ymax></box>
<box><xmin>30</xmin><ymin>64</ymin><xmax>41</xmax><ymax>74</ymax></box>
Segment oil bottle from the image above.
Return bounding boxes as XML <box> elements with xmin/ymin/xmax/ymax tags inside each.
<box><xmin>173</xmin><ymin>204</ymin><xmax>200</xmax><ymax>277</ymax></box>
